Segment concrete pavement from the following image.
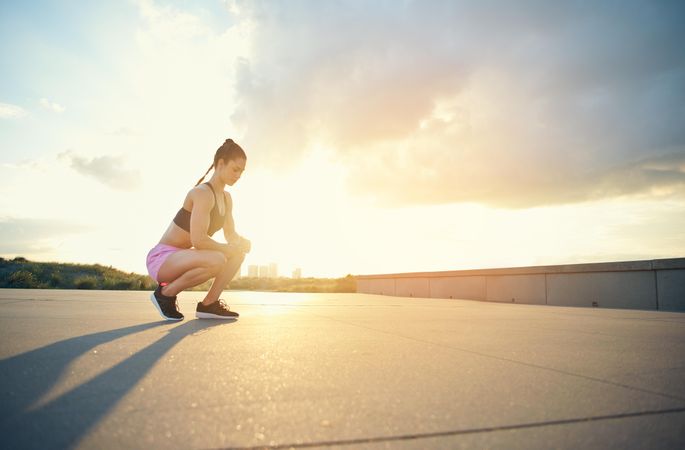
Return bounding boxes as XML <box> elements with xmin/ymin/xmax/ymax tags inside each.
<box><xmin>1</xmin><ymin>289</ymin><xmax>684</xmax><ymax>449</ymax></box>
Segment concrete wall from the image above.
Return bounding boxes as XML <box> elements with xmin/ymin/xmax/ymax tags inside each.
<box><xmin>356</xmin><ymin>278</ymin><xmax>395</xmax><ymax>296</ymax></box>
<box><xmin>487</xmin><ymin>275</ymin><xmax>546</xmax><ymax>305</ymax></box>
<box><xmin>395</xmin><ymin>278</ymin><xmax>430</xmax><ymax>298</ymax></box>
<box><xmin>355</xmin><ymin>258</ymin><xmax>685</xmax><ymax>312</ymax></box>
<box><xmin>430</xmin><ymin>276</ymin><xmax>486</xmax><ymax>301</ymax></box>
<box><xmin>657</xmin><ymin>269</ymin><xmax>685</xmax><ymax>311</ymax></box>
<box><xmin>546</xmin><ymin>272</ymin><xmax>657</xmax><ymax>310</ymax></box>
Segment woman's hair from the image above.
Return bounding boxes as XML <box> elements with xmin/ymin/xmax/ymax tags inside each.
<box><xmin>195</xmin><ymin>138</ymin><xmax>247</xmax><ymax>186</ymax></box>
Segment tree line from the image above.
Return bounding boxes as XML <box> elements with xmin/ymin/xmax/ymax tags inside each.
<box><xmin>0</xmin><ymin>257</ymin><xmax>356</xmax><ymax>293</ymax></box>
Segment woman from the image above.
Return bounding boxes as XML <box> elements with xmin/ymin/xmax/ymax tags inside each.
<box><xmin>145</xmin><ymin>138</ymin><xmax>251</xmax><ymax>321</ymax></box>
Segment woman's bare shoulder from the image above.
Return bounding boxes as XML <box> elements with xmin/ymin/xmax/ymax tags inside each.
<box><xmin>183</xmin><ymin>184</ymin><xmax>213</xmax><ymax>208</ymax></box>
<box><xmin>188</xmin><ymin>184</ymin><xmax>214</xmax><ymax>198</ymax></box>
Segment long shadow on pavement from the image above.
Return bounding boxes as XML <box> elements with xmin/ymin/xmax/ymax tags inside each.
<box><xmin>0</xmin><ymin>319</ymin><xmax>233</xmax><ymax>449</ymax></box>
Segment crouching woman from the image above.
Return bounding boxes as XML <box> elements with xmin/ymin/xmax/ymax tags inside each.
<box><xmin>145</xmin><ymin>138</ymin><xmax>251</xmax><ymax>320</ymax></box>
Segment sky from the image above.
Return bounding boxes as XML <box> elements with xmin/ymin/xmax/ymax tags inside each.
<box><xmin>1</xmin><ymin>0</ymin><xmax>684</xmax><ymax>278</ymax></box>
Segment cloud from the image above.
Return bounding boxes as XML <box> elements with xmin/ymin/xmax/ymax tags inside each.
<box><xmin>95</xmin><ymin>0</ymin><xmax>252</xmax><ymax>179</ymax></box>
<box><xmin>39</xmin><ymin>98</ymin><xmax>65</xmax><ymax>113</ymax></box>
<box><xmin>0</xmin><ymin>102</ymin><xmax>28</xmax><ymax>119</ymax></box>
<box><xmin>57</xmin><ymin>150</ymin><xmax>142</xmax><ymax>191</ymax></box>
<box><xmin>346</xmin><ymin>145</ymin><xmax>685</xmax><ymax>208</ymax></box>
<box><xmin>229</xmin><ymin>0</ymin><xmax>685</xmax><ymax>207</ymax></box>
<box><xmin>0</xmin><ymin>217</ymin><xmax>92</xmax><ymax>255</ymax></box>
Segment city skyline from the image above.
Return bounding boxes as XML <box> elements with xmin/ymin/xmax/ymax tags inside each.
<box><xmin>244</xmin><ymin>263</ymin><xmax>303</xmax><ymax>279</ymax></box>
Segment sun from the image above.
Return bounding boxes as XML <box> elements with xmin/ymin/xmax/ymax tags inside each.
<box><xmin>235</xmin><ymin>146</ymin><xmax>354</xmax><ymax>278</ymax></box>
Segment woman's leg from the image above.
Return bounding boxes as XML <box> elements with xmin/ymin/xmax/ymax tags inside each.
<box><xmin>156</xmin><ymin>249</ymin><xmax>226</xmax><ymax>297</ymax></box>
<box><xmin>201</xmin><ymin>252</ymin><xmax>246</xmax><ymax>305</ymax></box>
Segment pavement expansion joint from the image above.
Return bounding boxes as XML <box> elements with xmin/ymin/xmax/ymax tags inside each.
<box><xmin>218</xmin><ymin>407</ymin><xmax>685</xmax><ymax>450</ymax></box>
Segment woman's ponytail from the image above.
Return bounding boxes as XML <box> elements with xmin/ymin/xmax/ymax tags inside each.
<box><xmin>194</xmin><ymin>138</ymin><xmax>246</xmax><ymax>186</ymax></box>
<box><xmin>194</xmin><ymin>163</ymin><xmax>214</xmax><ymax>186</ymax></box>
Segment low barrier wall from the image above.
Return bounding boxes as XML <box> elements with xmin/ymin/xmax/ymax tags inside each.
<box><xmin>355</xmin><ymin>258</ymin><xmax>685</xmax><ymax>311</ymax></box>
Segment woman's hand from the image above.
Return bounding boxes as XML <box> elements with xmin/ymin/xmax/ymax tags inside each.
<box><xmin>223</xmin><ymin>236</ymin><xmax>250</xmax><ymax>258</ymax></box>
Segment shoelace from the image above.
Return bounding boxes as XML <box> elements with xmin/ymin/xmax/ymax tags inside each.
<box><xmin>217</xmin><ymin>299</ymin><xmax>231</xmax><ymax>311</ymax></box>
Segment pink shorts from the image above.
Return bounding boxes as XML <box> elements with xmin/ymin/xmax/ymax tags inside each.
<box><xmin>146</xmin><ymin>243</ymin><xmax>183</xmax><ymax>283</ymax></box>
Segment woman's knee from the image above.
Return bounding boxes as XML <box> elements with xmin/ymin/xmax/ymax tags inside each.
<box><xmin>205</xmin><ymin>251</ymin><xmax>227</xmax><ymax>273</ymax></box>
<box><xmin>205</xmin><ymin>250</ymin><xmax>244</xmax><ymax>272</ymax></box>
<box><xmin>229</xmin><ymin>251</ymin><xmax>246</xmax><ymax>264</ymax></box>
<box><xmin>222</xmin><ymin>246</ymin><xmax>246</xmax><ymax>263</ymax></box>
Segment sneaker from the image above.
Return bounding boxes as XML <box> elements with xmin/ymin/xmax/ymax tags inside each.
<box><xmin>196</xmin><ymin>299</ymin><xmax>239</xmax><ymax>320</ymax></box>
<box><xmin>149</xmin><ymin>284</ymin><xmax>184</xmax><ymax>321</ymax></box>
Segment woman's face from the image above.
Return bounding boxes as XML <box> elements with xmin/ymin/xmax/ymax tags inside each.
<box><xmin>219</xmin><ymin>157</ymin><xmax>246</xmax><ymax>186</ymax></box>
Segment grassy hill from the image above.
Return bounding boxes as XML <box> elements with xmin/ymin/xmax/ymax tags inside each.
<box><xmin>0</xmin><ymin>257</ymin><xmax>356</xmax><ymax>293</ymax></box>
<box><xmin>0</xmin><ymin>257</ymin><xmax>156</xmax><ymax>290</ymax></box>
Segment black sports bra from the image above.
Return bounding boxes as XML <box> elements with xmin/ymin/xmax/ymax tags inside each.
<box><xmin>173</xmin><ymin>182</ymin><xmax>226</xmax><ymax>236</ymax></box>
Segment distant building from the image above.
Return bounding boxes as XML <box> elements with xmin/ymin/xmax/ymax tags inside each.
<box><xmin>292</xmin><ymin>268</ymin><xmax>302</xmax><ymax>279</ymax></box>
<box><xmin>268</xmin><ymin>263</ymin><xmax>278</xmax><ymax>279</ymax></box>
<box><xmin>259</xmin><ymin>265</ymin><xmax>270</xmax><ymax>279</ymax></box>
<box><xmin>248</xmin><ymin>265</ymin><xmax>258</xmax><ymax>278</ymax></box>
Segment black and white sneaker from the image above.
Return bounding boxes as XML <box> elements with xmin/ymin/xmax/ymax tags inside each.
<box><xmin>149</xmin><ymin>284</ymin><xmax>184</xmax><ymax>321</ymax></box>
<box><xmin>196</xmin><ymin>299</ymin><xmax>239</xmax><ymax>320</ymax></box>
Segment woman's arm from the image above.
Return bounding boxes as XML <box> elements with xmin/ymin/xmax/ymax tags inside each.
<box><xmin>223</xmin><ymin>192</ymin><xmax>251</xmax><ymax>253</ymax></box>
<box><xmin>189</xmin><ymin>187</ymin><xmax>237</xmax><ymax>256</ymax></box>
